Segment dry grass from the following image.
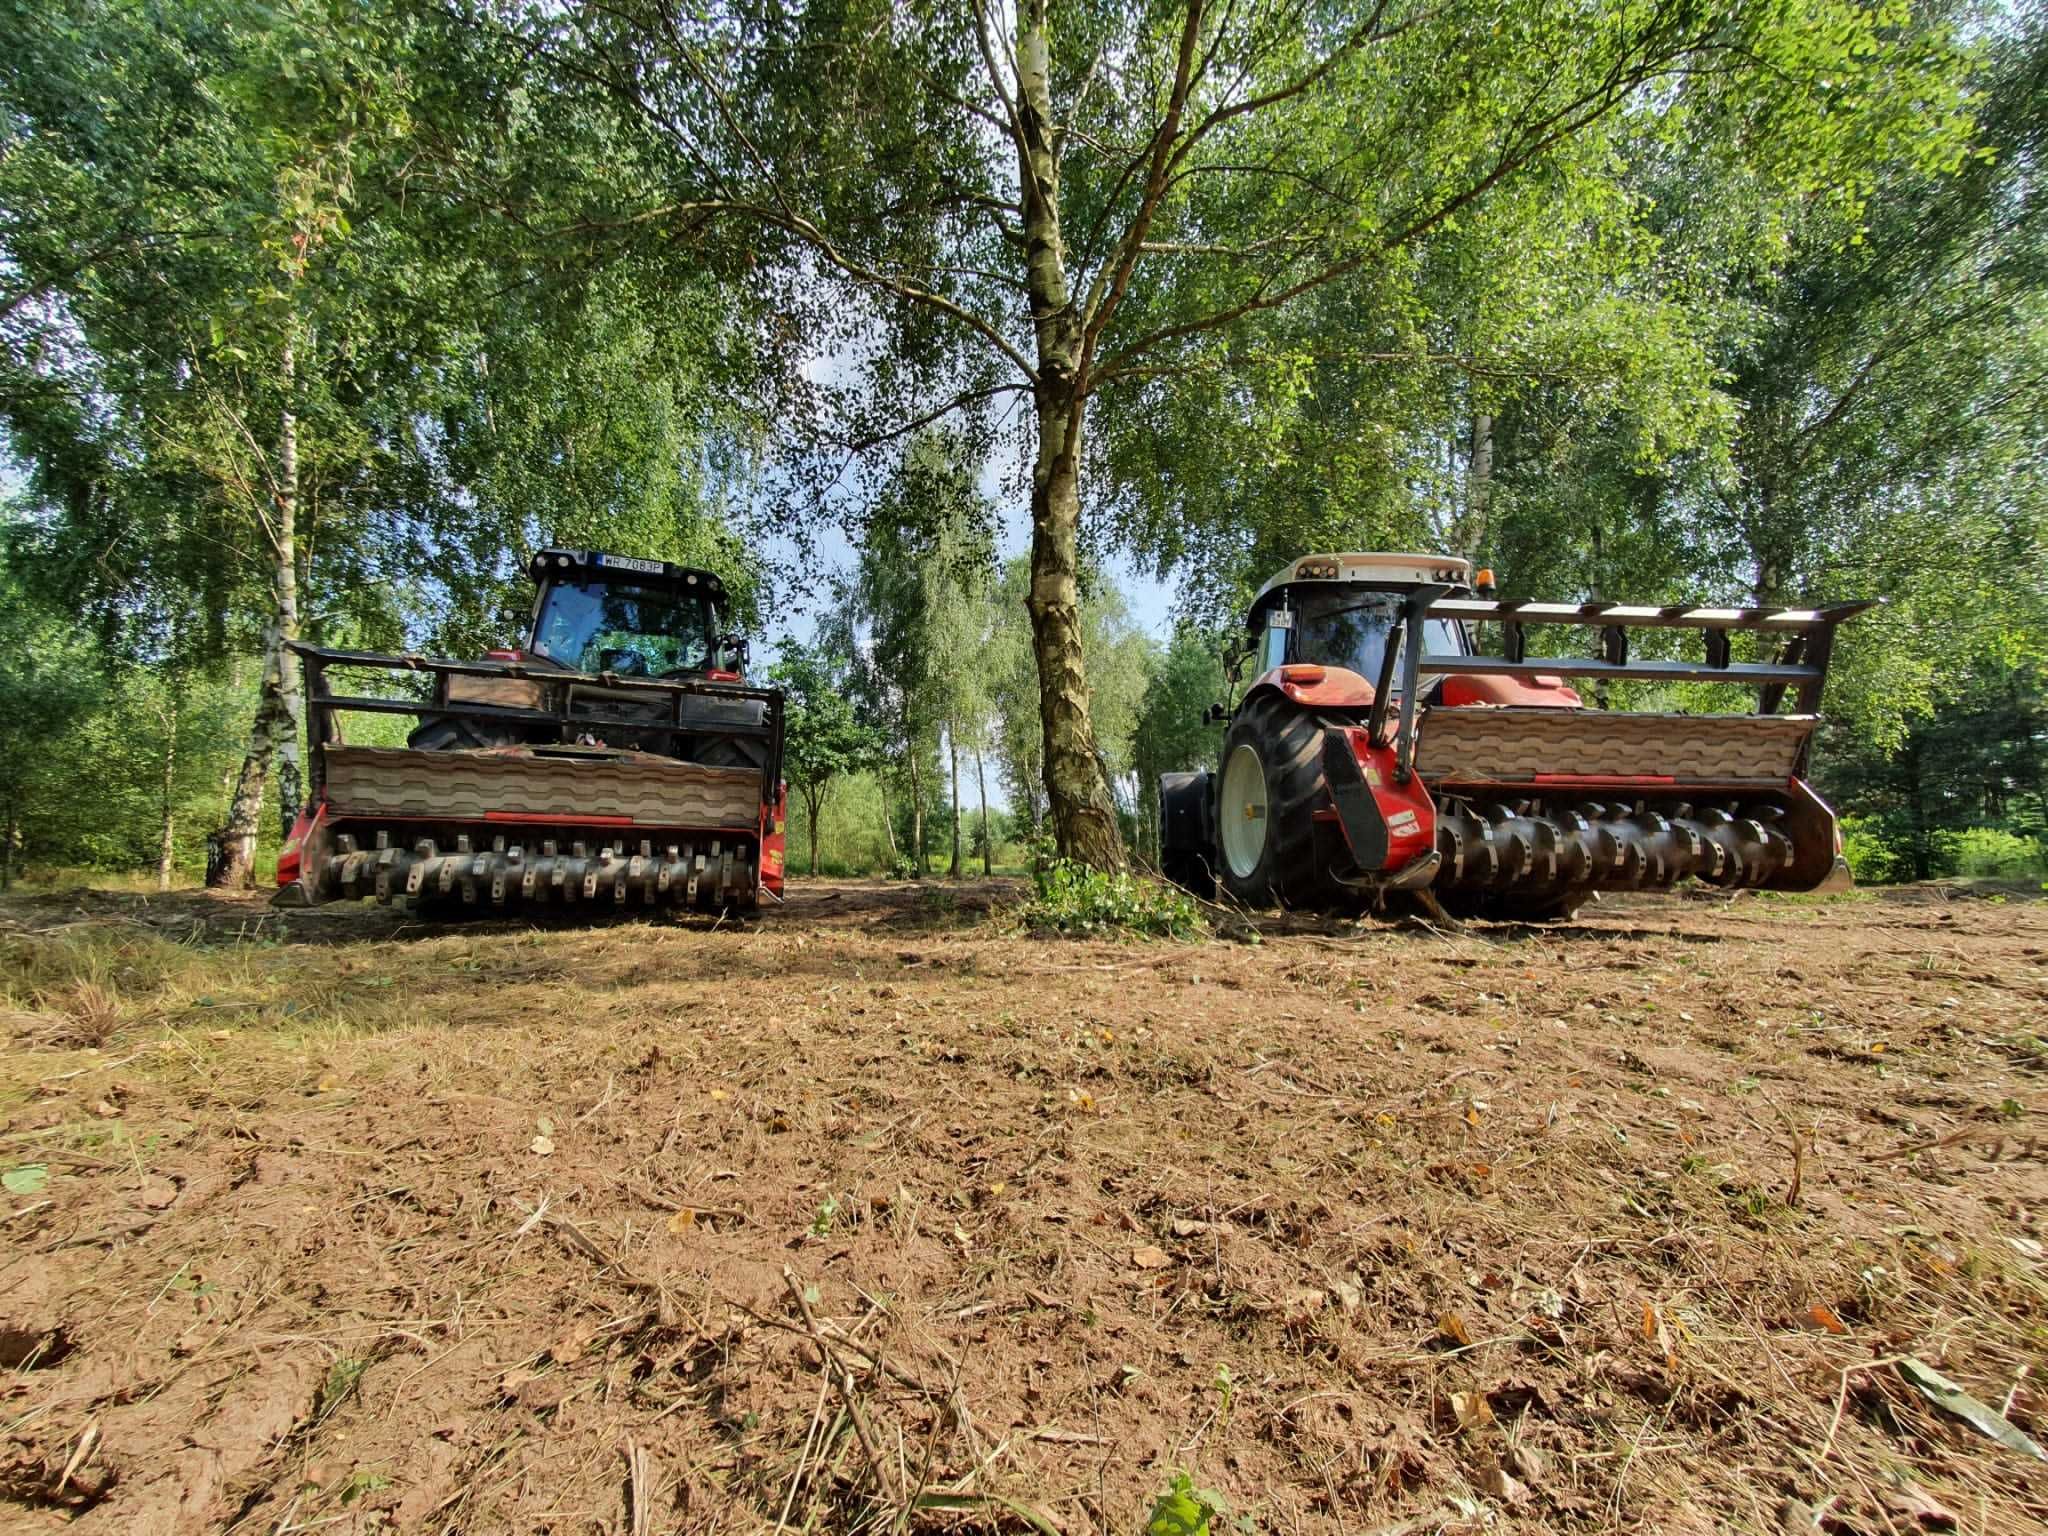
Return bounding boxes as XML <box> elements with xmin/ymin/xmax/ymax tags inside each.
<box><xmin>0</xmin><ymin>879</ymin><xmax>2043</xmax><ymax>1535</ymax></box>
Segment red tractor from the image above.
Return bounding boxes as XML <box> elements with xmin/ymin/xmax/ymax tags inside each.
<box><xmin>276</xmin><ymin>549</ymin><xmax>787</xmax><ymax>913</ymax></box>
<box><xmin>1159</xmin><ymin>553</ymin><xmax>1868</xmax><ymax>919</ymax></box>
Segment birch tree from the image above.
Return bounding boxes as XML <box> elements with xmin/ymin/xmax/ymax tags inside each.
<box><xmin>482</xmin><ymin>0</ymin><xmax>1973</xmax><ymax>867</ymax></box>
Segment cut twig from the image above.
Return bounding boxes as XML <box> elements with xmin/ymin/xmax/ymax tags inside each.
<box><xmin>56</xmin><ymin>1420</ymin><xmax>100</xmax><ymax>1494</ymax></box>
<box><xmin>622</xmin><ymin>1440</ymin><xmax>656</xmax><ymax>1536</ymax></box>
<box><xmin>772</xmin><ymin>1375</ymin><xmax>833</xmax><ymax>1536</ymax></box>
<box><xmin>782</xmin><ymin>1265</ymin><xmax>904</xmax><ymax>1508</ymax></box>
<box><xmin>1756</xmin><ymin>1089</ymin><xmax>1806</xmax><ymax>1207</ymax></box>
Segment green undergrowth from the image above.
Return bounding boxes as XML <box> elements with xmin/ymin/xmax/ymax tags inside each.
<box><xmin>1018</xmin><ymin>855</ymin><xmax>1205</xmax><ymax>940</ymax></box>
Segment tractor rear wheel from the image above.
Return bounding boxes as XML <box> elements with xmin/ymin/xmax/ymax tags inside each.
<box><xmin>1215</xmin><ymin>691</ymin><xmax>1351</xmax><ymax>911</ymax></box>
<box><xmin>407</xmin><ymin>715</ymin><xmax>523</xmax><ymax>751</ymax></box>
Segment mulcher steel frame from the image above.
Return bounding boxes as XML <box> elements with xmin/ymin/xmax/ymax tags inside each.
<box><xmin>1370</xmin><ymin>588</ymin><xmax>1877</xmax><ymax>785</ymax></box>
<box><xmin>292</xmin><ymin>643</ymin><xmax>787</xmax><ymax>801</ymax></box>
<box><xmin>282</xmin><ymin>642</ymin><xmax>787</xmax><ymax>912</ymax></box>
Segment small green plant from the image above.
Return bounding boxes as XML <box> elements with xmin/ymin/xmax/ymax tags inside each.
<box><xmin>338</xmin><ymin>1470</ymin><xmax>392</xmax><ymax>1505</ymax></box>
<box><xmin>1212</xmin><ymin>1363</ymin><xmax>1235</xmax><ymax>1433</ymax></box>
<box><xmin>1147</xmin><ymin>1472</ymin><xmax>1228</xmax><ymax>1536</ymax></box>
<box><xmin>317</xmin><ymin>1356</ymin><xmax>370</xmax><ymax>1423</ymax></box>
<box><xmin>810</xmin><ymin>1195</ymin><xmax>841</xmax><ymax>1236</ymax></box>
<box><xmin>1020</xmin><ymin>856</ymin><xmax>1205</xmax><ymax>940</ymax></box>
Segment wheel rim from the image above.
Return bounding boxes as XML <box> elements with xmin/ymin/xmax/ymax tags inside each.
<box><xmin>1219</xmin><ymin>742</ymin><xmax>1269</xmax><ymax>880</ymax></box>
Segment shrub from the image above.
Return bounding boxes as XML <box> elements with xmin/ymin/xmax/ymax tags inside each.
<box><xmin>1840</xmin><ymin>817</ymin><xmax>2047</xmax><ymax>883</ymax></box>
<box><xmin>1019</xmin><ymin>855</ymin><xmax>1205</xmax><ymax>939</ymax></box>
<box><xmin>1840</xmin><ymin>815</ymin><xmax>1907</xmax><ymax>884</ymax></box>
<box><xmin>1953</xmin><ymin>827</ymin><xmax>2048</xmax><ymax>879</ymax></box>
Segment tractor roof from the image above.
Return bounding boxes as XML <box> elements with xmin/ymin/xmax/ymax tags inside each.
<box><xmin>1250</xmin><ymin>551</ymin><xmax>1472</xmax><ymax>614</ymax></box>
<box><xmin>526</xmin><ymin>548</ymin><xmax>728</xmax><ymax>602</ymax></box>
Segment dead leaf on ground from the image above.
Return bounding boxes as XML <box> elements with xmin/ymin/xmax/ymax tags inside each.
<box><xmin>1478</xmin><ymin>1462</ymin><xmax>1526</xmax><ymax>1504</ymax></box>
<box><xmin>1807</xmin><ymin>1302</ymin><xmax>1848</xmax><ymax>1335</ymax></box>
<box><xmin>135</xmin><ymin>1175</ymin><xmax>177</xmax><ymax>1210</ymax></box>
<box><xmin>666</xmin><ymin>1208</ymin><xmax>696</xmax><ymax>1233</ymax></box>
<box><xmin>1438</xmin><ymin>1311</ymin><xmax>1473</xmax><ymax>1347</ymax></box>
<box><xmin>1129</xmin><ymin>1244</ymin><xmax>1171</xmax><ymax>1271</ymax></box>
<box><xmin>549</xmin><ymin>1326</ymin><xmax>593</xmax><ymax>1365</ymax></box>
<box><xmin>1448</xmin><ymin>1390</ymin><xmax>1495</xmax><ymax>1432</ymax></box>
<box><xmin>530</xmin><ymin>1135</ymin><xmax>555</xmax><ymax>1156</ymax></box>
<box><xmin>1880</xmin><ymin>1480</ymin><xmax>1957</xmax><ymax>1530</ymax></box>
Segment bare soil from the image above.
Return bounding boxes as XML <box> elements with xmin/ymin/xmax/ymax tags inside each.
<box><xmin>2</xmin><ymin>878</ymin><xmax>2045</xmax><ymax>1535</ymax></box>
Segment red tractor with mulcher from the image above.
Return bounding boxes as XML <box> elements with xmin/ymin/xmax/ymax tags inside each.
<box><xmin>1159</xmin><ymin>553</ymin><xmax>1869</xmax><ymax>919</ymax></box>
<box><xmin>276</xmin><ymin>549</ymin><xmax>787</xmax><ymax>914</ymax></box>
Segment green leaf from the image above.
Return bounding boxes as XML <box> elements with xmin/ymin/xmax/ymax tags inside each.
<box><xmin>1898</xmin><ymin>1358</ymin><xmax>2048</xmax><ymax>1462</ymax></box>
<box><xmin>3</xmin><ymin>1164</ymin><xmax>51</xmax><ymax>1196</ymax></box>
<box><xmin>1147</xmin><ymin>1473</ymin><xmax>1217</xmax><ymax>1536</ymax></box>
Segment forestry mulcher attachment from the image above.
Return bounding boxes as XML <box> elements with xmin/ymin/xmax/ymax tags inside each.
<box><xmin>1159</xmin><ymin>554</ymin><xmax>1870</xmax><ymax>920</ymax></box>
<box><xmin>276</xmin><ymin>549</ymin><xmax>787</xmax><ymax>914</ymax></box>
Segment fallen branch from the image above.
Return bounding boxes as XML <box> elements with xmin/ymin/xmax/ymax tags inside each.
<box><xmin>782</xmin><ymin>1265</ymin><xmax>904</xmax><ymax>1507</ymax></box>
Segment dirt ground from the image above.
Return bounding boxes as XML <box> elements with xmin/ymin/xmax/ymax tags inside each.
<box><xmin>1</xmin><ymin>878</ymin><xmax>2045</xmax><ymax>1536</ymax></box>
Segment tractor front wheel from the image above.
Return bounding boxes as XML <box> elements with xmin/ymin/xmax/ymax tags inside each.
<box><xmin>1215</xmin><ymin>692</ymin><xmax>1352</xmax><ymax>911</ymax></box>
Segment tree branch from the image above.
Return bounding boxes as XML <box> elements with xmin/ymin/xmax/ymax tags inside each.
<box><xmin>1103</xmin><ymin>24</ymin><xmax>1716</xmax><ymax>374</ymax></box>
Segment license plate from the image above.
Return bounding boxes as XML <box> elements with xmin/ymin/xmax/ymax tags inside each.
<box><xmin>596</xmin><ymin>554</ymin><xmax>665</xmax><ymax>574</ymax></box>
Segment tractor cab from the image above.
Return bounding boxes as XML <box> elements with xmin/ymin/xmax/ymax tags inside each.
<box><xmin>1245</xmin><ymin>553</ymin><xmax>1476</xmax><ymax>684</ymax></box>
<box><xmin>522</xmin><ymin>550</ymin><xmax>750</xmax><ymax>680</ymax></box>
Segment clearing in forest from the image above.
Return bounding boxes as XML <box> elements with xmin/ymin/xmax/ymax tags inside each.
<box><xmin>2</xmin><ymin>881</ymin><xmax>2045</xmax><ymax>1534</ymax></box>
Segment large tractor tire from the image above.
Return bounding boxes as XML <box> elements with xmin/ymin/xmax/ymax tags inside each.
<box><xmin>407</xmin><ymin>715</ymin><xmax>523</xmax><ymax>751</ymax></box>
<box><xmin>1214</xmin><ymin>691</ymin><xmax>1353</xmax><ymax>911</ymax></box>
<box><xmin>1157</xmin><ymin>771</ymin><xmax>1217</xmax><ymax>899</ymax></box>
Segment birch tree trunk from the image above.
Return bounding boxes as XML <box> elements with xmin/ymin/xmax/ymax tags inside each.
<box><xmin>906</xmin><ymin>744</ymin><xmax>925</xmax><ymax>874</ymax></box>
<box><xmin>878</xmin><ymin>779</ymin><xmax>899</xmax><ymax>863</ymax></box>
<box><xmin>213</xmin><ymin>337</ymin><xmax>304</xmax><ymax>888</ymax></box>
<box><xmin>1462</xmin><ymin>410</ymin><xmax>1494</xmax><ymax>554</ymax></box>
<box><xmin>948</xmin><ymin>728</ymin><xmax>962</xmax><ymax>878</ymax></box>
<box><xmin>1015</xmin><ymin>7</ymin><xmax>1125</xmax><ymax>872</ymax></box>
<box><xmin>157</xmin><ymin>692</ymin><xmax>177</xmax><ymax>891</ymax></box>
<box><xmin>976</xmin><ymin>751</ymin><xmax>992</xmax><ymax>877</ymax></box>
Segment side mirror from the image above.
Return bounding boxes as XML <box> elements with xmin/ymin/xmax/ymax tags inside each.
<box><xmin>1204</xmin><ymin>702</ymin><xmax>1229</xmax><ymax>724</ymax></box>
<box><xmin>720</xmin><ymin>633</ymin><xmax>752</xmax><ymax>672</ymax></box>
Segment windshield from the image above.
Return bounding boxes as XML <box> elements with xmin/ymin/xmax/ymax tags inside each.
<box><xmin>530</xmin><ymin>580</ymin><xmax>718</xmax><ymax>676</ymax></box>
<box><xmin>1293</xmin><ymin>594</ymin><xmax>1466</xmax><ymax>680</ymax></box>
